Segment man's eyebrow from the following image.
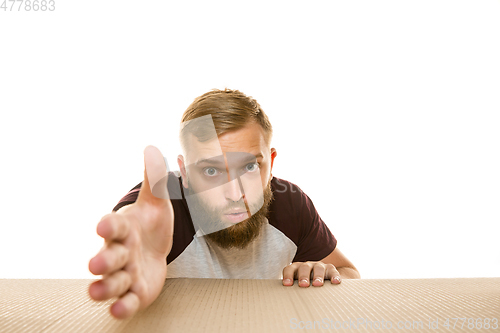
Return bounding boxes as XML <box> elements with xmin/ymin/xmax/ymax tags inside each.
<box><xmin>253</xmin><ymin>153</ymin><xmax>264</xmax><ymax>160</ymax></box>
<box><xmin>194</xmin><ymin>156</ymin><xmax>226</xmax><ymax>166</ymax></box>
<box><xmin>225</xmin><ymin>153</ymin><xmax>264</xmax><ymax>170</ymax></box>
<box><xmin>195</xmin><ymin>153</ymin><xmax>264</xmax><ymax>166</ymax></box>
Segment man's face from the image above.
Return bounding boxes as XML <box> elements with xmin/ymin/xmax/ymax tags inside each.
<box><xmin>178</xmin><ymin>121</ymin><xmax>277</xmax><ymax>248</ymax></box>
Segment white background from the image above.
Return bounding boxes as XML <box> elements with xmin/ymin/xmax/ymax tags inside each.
<box><xmin>1</xmin><ymin>0</ymin><xmax>499</xmax><ymax>279</ymax></box>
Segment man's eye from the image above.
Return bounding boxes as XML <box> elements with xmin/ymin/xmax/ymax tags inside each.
<box><xmin>245</xmin><ymin>163</ymin><xmax>259</xmax><ymax>172</ymax></box>
<box><xmin>203</xmin><ymin>167</ymin><xmax>220</xmax><ymax>177</ymax></box>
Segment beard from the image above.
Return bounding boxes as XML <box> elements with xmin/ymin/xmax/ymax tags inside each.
<box><xmin>185</xmin><ymin>179</ymin><xmax>274</xmax><ymax>249</ymax></box>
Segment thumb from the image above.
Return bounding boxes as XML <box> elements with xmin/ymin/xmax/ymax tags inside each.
<box><xmin>137</xmin><ymin>145</ymin><xmax>170</xmax><ymax>204</ymax></box>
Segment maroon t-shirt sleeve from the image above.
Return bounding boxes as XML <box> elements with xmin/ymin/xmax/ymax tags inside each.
<box><xmin>112</xmin><ymin>184</ymin><xmax>141</xmax><ymax>212</ymax></box>
<box><xmin>269</xmin><ymin>177</ymin><xmax>337</xmax><ymax>262</ymax></box>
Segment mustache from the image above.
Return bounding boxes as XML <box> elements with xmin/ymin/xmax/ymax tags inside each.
<box><xmin>220</xmin><ymin>201</ymin><xmax>247</xmax><ymax>212</ymax></box>
<box><xmin>185</xmin><ymin>183</ymin><xmax>262</xmax><ymax>212</ymax></box>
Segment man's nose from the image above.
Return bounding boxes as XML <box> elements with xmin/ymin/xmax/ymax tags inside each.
<box><xmin>224</xmin><ymin>178</ymin><xmax>244</xmax><ymax>202</ymax></box>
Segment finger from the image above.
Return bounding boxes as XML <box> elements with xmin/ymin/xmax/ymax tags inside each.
<box><xmin>325</xmin><ymin>264</ymin><xmax>342</xmax><ymax>284</ymax></box>
<box><xmin>89</xmin><ymin>270</ymin><xmax>132</xmax><ymax>301</ymax></box>
<box><xmin>297</xmin><ymin>262</ymin><xmax>314</xmax><ymax>288</ymax></box>
<box><xmin>110</xmin><ymin>291</ymin><xmax>140</xmax><ymax>319</ymax></box>
<box><xmin>282</xmin><ymin>263</ymin><xmax>299</xmax><ymax>286</ymax></box>
<box><xmin>311</xmin><ymin>262</ymin><xmax>326</xmax><ymax>287</ymax></box>
<box><xmin>96</xmin><ymin>213</ymin><xmax>130</xmax><ymax>242</ymax></box>
<box><xmin>89</xmin><ymin>242</ymin><xmax>129</xmax><ymax>276</ymax></box>
<box><xmin>139</xmin><ymin>145</ymin><xmax>170</xmax><ymax>203</ymax></box>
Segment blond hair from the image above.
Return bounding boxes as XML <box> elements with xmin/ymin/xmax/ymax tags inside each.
<box><xmin>180</xmin><ymin>88</ymin><xmax>273</xmax><ymax>151</ymax></box>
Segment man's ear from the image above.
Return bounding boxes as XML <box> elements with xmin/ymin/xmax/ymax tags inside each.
<box><xmin>177</xmin><ymin>155</ymin><xmax>189</xmax><ymax>188</ymax></box>
<box><xmin>270</xmin><ymin>148</ymin><xmax>277</xmax><ymax>178</ymax></box>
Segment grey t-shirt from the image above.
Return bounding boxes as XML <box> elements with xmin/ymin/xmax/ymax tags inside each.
<box><xmin>113</xmin><ymin>174</ymin><xmax>337</xmax><ymax>279</ymax></box>
<box><xmin>166</xmin><ymin>219</ymin><xmax>297</xmax><ymax>279</ymax></box>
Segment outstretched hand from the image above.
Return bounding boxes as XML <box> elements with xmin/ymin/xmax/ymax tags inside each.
<box><xmin>88</xmin><ymin>146</ymin><xmax>174</xmax><ymax>319</ymax></box>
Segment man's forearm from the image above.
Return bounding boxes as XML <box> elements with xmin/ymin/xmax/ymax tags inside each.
<box><xmin>337</xmin><ymin>266</ymin><xmax>361</xmax><ymax>279</ymax></box>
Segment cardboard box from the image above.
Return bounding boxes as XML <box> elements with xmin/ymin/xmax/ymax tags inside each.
<box><xmin>1</xmin><ymin>278</ymin><xmax>499</xmax><ymax>332</ymax></box>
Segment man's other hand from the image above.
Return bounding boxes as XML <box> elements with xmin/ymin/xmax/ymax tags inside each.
<box><xmin>88</xmin><ymin>146</ymin><xmax>174</xmax><ymax>319</ymax></box>
<box><xmin>282</xmin><ymin>262</ymin><xmax>342</xmax><ymax>287</ymax></box>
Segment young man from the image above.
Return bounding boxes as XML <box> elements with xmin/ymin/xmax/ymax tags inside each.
<box><xmin>88</xmin><ymin>89</ymin><xmax>360</xmax><ymax>319</ymax></box>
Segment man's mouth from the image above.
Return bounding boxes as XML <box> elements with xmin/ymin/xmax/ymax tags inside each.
<box><xmin>223</xmin><ymin>210</ymin><xmax>249</xmax><ymax>223</ymax></box>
